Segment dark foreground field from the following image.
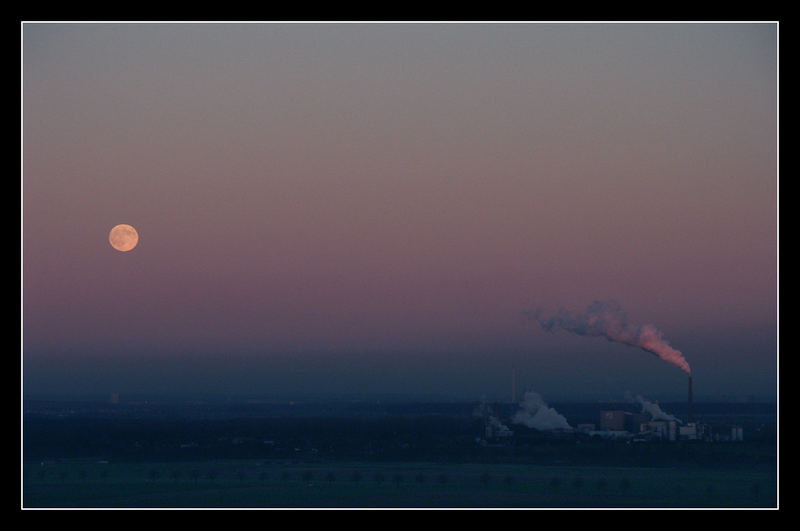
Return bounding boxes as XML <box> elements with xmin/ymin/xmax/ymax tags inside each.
<box><xmin>22</xmin><ymin>398</ymin><xmax>778</xmax><ymax>508</ymax></box>
<box><xmin>23</xmin><ymin>459</ymin><xmax>776</xmax><ymax>508</ymax></box>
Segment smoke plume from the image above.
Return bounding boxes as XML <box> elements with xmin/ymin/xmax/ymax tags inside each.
<box><xmin>628</xmin><ymin>392</ymin><xmax>682</xmax><ymax>423</ymax></box>
<box><xmin>487</xmin><ymin>415</ymin><xmax>513</xmax><ymax>436</ymax></box>
<box><xmin>530</xmin><ymin>300</ymin><xmax>691</xmax><ymax>374</ymax></box>
<box><xmin>473</xmin><ymin>401</ymin><xmax>513</xmax><ymax>437</ymax></box>
<box><xmin>512</xmin><ymin>391</ymin><xmax>573</xmax><ymax>431</ymax></box>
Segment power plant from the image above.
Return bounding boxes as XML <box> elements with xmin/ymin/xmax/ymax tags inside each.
<box><xmin>514</xmin><ymin>298</ymin><xmax>750</xmax><ymax>445</ymax></box>
<box><xmin>479</xmin><ymin>370</ymin><xmax>744</xmax><ymax>444</ymax></box>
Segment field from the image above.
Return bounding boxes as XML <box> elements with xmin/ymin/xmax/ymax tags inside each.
<box><xmin>22</xmin><ymin>399</ymin><xmax>778</xmax><ymax>508</ymax></box>
<box><xmin>23</xmin><ymin>459</ymin><xmax>777</xmax><ymax>508</ymax></box>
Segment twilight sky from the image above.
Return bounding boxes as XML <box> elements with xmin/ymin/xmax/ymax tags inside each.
<box><xmin>22</xmin><ymin>22</ymin><xmax>777</xmax><ymax>401</ymax></box>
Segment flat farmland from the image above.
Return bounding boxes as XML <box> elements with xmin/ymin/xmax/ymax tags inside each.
<box><xmin>22</xmin><ymin>460</ymin><xmax>777</xmax><ymax>508</ymax></box>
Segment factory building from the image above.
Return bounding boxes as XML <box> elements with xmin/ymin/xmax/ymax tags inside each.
<box><xmin>599</xmin><ymin>410</ymin><xmax>648</xmax><ymax>432</ymax></box>
<box><xmin>679</xmin><ymin>423</ymin><xmax>698</xmax><ymax>440</ymax></box>
<box><xmin>599</xmin><ymin>410</ymin><xmax>626</xmax><ymax>431</ymax></box>
<box><xmin>596</xmin><ymin>410</ymin><xmax>721</xmax><ymax>442</ymax></box>
<box><xmin>626</xmin><ymin>413</ymin><xmax>649</xmax><ymax>432</ymax></box>
<box><xmin>677</xmin><ymin>422</ymin><xmax>719</xmax><ymax>441</ymax></box>
<box><xmin>475</xmin><ymin>374</ymin><xmax>742</xmax><ymax>444</ymax></box>
<box><xmin>639</xmin><ymin>420</ymin><xmax>678</xmax><ymax>441</ymax></box>
<box><xmin>711</xmin><ymin>425</ymin><xmax>744</xmax><ymax>442</ymax></box>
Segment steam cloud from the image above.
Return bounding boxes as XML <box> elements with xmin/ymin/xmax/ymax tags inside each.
<box><xmin>487</xmin><ymin>415</ymin><xmax>513</xmax><ymax>436</ymax></box>
<box><xmin>628</xmin><ymin>392</ymin><xmax>682</xmax><ymax>423</ymax></box>
<box><xmin>512</xmin><ymin>391</ymin><xmax>573</xmax><ymax>431</ymax></box>
<box><xmin>529</xmin><ymin>300</ymin><xmax>691</xmax><ymax>375</ymax></box>
<box><xmin>473</xmin><ymin>401</ymin><xmax>514</xmax><ymax>436</ymax></box>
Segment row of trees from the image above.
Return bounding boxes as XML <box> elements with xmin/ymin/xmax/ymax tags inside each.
<box><xmin>36</xmin><ymin>466</ymin><xmax>640</xmax><ymax>493</ymax></box>
<box><xmin>28</xmin><ymin>466</ymin><xmax>771</xmax><ymax>506</ymax></box>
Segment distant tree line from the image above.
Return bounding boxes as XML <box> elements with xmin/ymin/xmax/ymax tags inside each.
<box><xmin>23</xmin><ymin>415</ymin><xmax>775</xmax><ymax>469</ymax></box>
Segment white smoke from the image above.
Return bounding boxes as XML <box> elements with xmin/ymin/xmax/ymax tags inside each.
<box><xmin>488</xmin><ymin>415</ymin><xmax>513</xmax><ymax>436</ymax></box>
<box><xmin>474</xmin><ymin>400</ymin><xmax>513</xmax><ymax>437</ymax></box>
<box><xmin>633</xmin><ymin>394</ymin><xmax>681</xmax><ymax>423</ymax></box>
<box><xmin>529</xmin><ymin>300</ymin><xmax>691</xmax><ymax>375</ymax></box>
<box><xmin>512</xmin><ymin>391</ymin><xmax>573</xmax><ymax>431</ymax></box>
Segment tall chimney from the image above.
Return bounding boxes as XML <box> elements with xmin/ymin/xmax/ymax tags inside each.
<box><xmin>688</xmin><ymin>375</ymin><xmax>693</xmax><ymax>424</ymax></box>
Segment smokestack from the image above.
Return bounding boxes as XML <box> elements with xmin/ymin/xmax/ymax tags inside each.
<box><xmin>688</xmin><ymin>376</ymin><xmax>693</xmax><ymax>424</ymax></box>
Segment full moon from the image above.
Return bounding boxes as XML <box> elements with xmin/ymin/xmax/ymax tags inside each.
<box><xmin>109</xmin><ymin>224</ymin><xmax>139</xmax><ymax>252</ymax></box>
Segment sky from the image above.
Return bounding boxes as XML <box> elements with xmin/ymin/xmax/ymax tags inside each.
<box><xmin>22</xmin><ymin>22</ymin><xmax>778</xmax><ymax>402</ymax></box>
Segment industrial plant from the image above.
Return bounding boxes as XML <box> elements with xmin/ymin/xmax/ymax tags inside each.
<box><xmin>478</xmin><ymin>375</ymin><xmax>745</xmax><ymax>445</ymax></box>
